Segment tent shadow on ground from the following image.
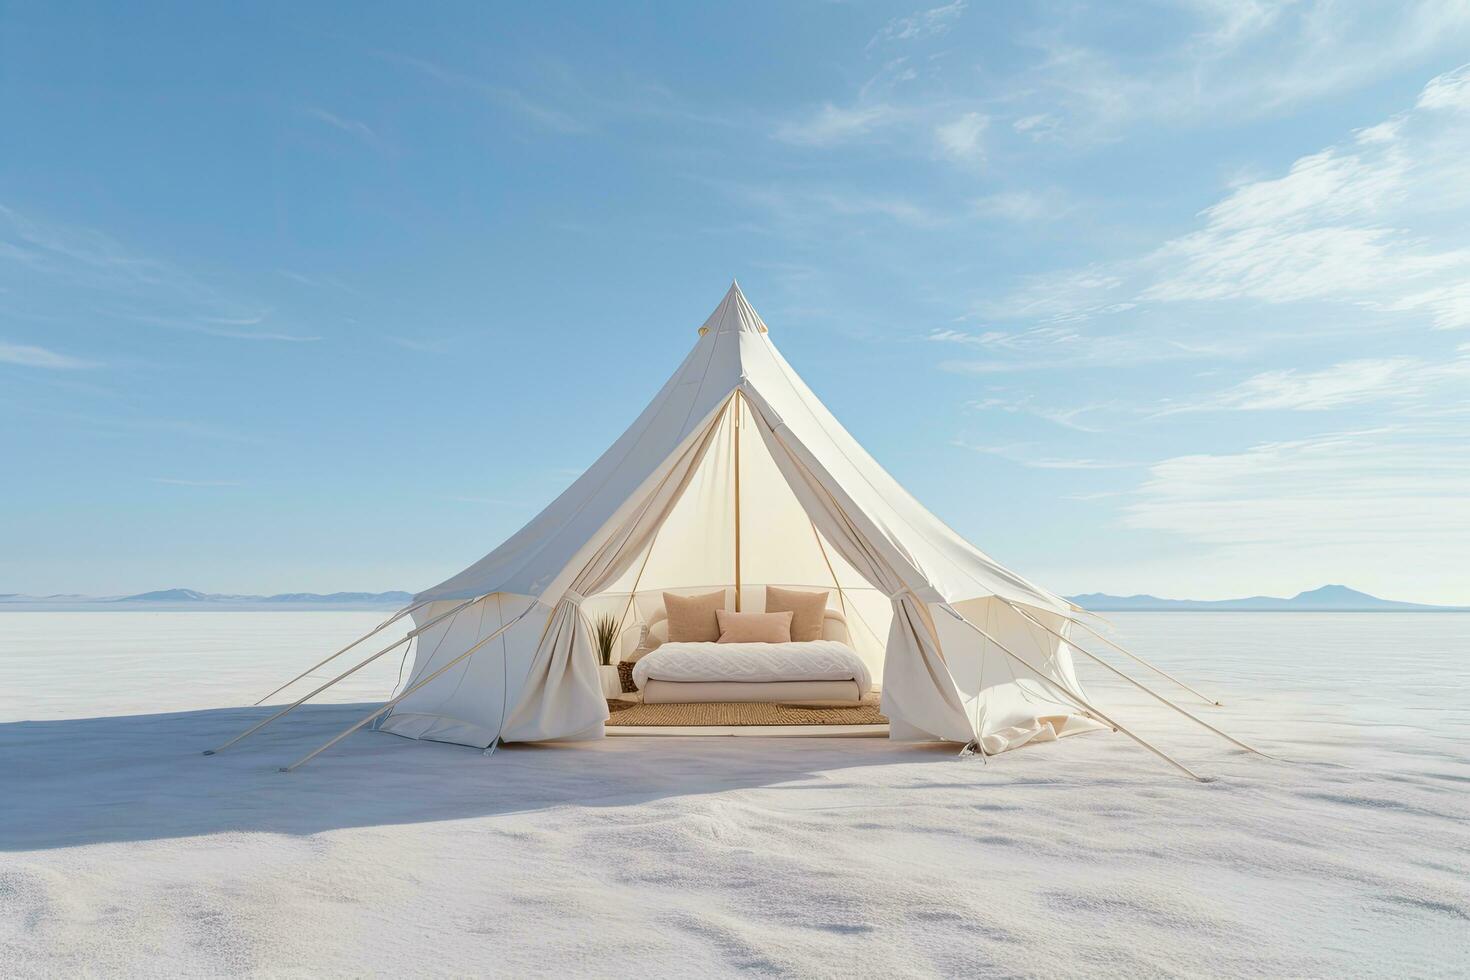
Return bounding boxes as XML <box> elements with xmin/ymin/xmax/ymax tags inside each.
<box><xmin>0</xmin><ymin>703</ymin><xmax>964</xmax><ymax>852</ymax></box>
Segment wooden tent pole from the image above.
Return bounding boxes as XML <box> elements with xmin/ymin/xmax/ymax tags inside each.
<box><xmin>614</xmin><ymin>392</ymin><xmax>738</xmax><ymax>639</ymax></box>
<box><xmin>252</xmin><ymin>601</ymin><xmax>428</xmax><ymax>706</ymax></box>
<box><xmin>1001</xmin><ymin>599</ymin><xmax>1270</xmax><ymax>758</ymax></box>
<box><xmin>811</xmin><ymin>520</ymin><xmax>848</xmax><ymax>620</ymax></box>
<box><xmin>281</xmin><ymin>604</ymin><xmax>544</xmax><ymax>772</ymax></box>
<box><xmin>750</xmin><ymin>400</ymin><xmax>947</xmax><ymax>661</ymax></box>
<box><xmin>205</xmin><ymin>595</ymin><xmax>480</xmax><ymax>755</ymax></box>
<box><xmin>1068</xmin><ymin>615</ymin><xmax>1222</xmax><ymax>706</ymax></box>
<box><xmin>733</xmin><ymin>390</ymin><xmax>742</xmax><ymax>611</ymax></box>
<box><xmin>613</xmin><ymin>538</ymin><xmax>657</xmax><ymax>648</ymax></box>
<box><xmin>944</xmin><ymin>608</ymin><xmax>1208</xmax><ymax>781</ymax></box>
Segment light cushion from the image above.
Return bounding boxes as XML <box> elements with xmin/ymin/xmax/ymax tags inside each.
<box><xmin>663</xmin><ymin>590</ymin><xmax>725</xmax><ymax>643</ymax></box>
<box><xmin>765</xmin><ymin>586</ymin><xmax>829</xmax><ymax>642</ymax></box>
<box><xmin>715</xmin><ymin>609</ymin><xmax>793</xmax><ymax>643</ymax></box>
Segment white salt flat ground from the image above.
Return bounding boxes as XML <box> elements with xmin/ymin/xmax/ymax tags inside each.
<box><xmin>1</xmin><ymin>612</ymin><xmax>1466</xmax><ymax>977</ymax></box>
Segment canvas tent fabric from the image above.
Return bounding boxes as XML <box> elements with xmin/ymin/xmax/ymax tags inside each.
<box><xmin>379</xmin><ymin>283</ymin><xmax>1103</xmax><ymax>754</ymax></box>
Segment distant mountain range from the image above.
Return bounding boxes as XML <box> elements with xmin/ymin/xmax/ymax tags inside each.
<box><xmin>2</xmin><ymin>584</ymin><xmax>1463</xmax><ymax>612</ymax></box>
<box><xmin>1066</xmin><ymin>584</ymin><xmax>1468</xmax><ymax>612</ymax></box>
<box><xmin>0</xmin><ymin>588</ymin><xmax>412</xmax><ymax>608</ymax></box>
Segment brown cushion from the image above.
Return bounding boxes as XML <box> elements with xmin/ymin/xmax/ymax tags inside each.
<box><xmin>765</xmin><ymin>586</ymin><xmax>829</xmax><ymax>642</ymax></box>
<box><xmin>715</xmin><ymin>609</ymin><xmax>793</xmax><ymax>644</ymax></box>
<box><xmin>663</xmin><ymin>590</ymin><xmax>725</xmax><ymax>643</ymax></box>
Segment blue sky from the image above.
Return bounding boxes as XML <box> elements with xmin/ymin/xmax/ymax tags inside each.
<box><xmin>3</xmin><ymin>1</ymin><xmax>1469</xmax><ymax>602</ymax></box>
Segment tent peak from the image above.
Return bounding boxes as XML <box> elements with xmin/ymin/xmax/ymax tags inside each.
<box><xmin>699</xmin><ymin>281</ymin><xmax>769</xmax><ymax>336</ymax></box>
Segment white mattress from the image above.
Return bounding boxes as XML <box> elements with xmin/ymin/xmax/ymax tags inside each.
<box><xmin>631</xmin><ymin>640</ymin><xmax>872</xmax><ymax>692</ymax></box>
<box><xmin>639</xmin><ymin>679</ymin><xmax>864</xmax><ymax>704</ymax></box>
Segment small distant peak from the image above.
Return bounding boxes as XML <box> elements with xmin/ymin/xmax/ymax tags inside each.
<box><xmin>121</xmin><ymin>587</ymin><xmax>210</xmax><ymax>602</ymax></box>
<box><xmin>1293</xmin><ymin>584</ymin><xmax>1364</xmax><ymax>600</ymax></box>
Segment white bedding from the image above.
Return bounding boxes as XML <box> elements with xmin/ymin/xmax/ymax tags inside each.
<box><xmin>631</xmin><ymin>640</ymin><xmax>872</xmax><ymax>692</ymax></box>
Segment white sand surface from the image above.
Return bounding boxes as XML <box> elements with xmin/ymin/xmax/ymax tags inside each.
<box><xmin>2</xmin><ymin>611</ymin><xmax>1467</xmax><ymax>977</ymax></box>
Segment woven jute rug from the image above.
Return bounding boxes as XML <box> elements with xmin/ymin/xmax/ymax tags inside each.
<box><xmin>605</xmin><ymin>696</ymin><xmax>887</xmax><ymax>727</ymax></box>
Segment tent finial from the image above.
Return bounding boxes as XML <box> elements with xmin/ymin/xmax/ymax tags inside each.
<box><xmin>696</xmin><ymin>279</ymin><xmax>767</xmax><ymax>336</ymax></box>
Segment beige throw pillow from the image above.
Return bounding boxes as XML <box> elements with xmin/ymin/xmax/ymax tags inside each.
<box><xmin>716</xmin><ymin>609</ymin><xmax>793</xmax><ymax>644</ymax></box>
<box><xmin>765</xmin><ymin>586</ymin><xmax>829</xmax><ymax>642</ymax></box>
<box><xmin>663</xmin><ymin>590</ymin><xmax>725</xmax><ymax>643</ymax></box>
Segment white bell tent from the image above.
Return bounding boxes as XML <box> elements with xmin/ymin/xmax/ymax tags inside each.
<box><xmin>216</xmin><ymin>283</ymin><xmax>1260</xmax><ymax>777</ymax></box>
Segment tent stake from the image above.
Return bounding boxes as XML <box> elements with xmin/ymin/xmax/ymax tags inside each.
<box><xmin>281</xmin><ymin>605</ymin><xmax>541</xmax><ymax>772</ymax></box>
<box><xmin>949</xmin><ymin>612</ymin><xmax>1209</xmax><ymax>782</ymax></box>
<box><xmin>253</xmin><ymin>601</ymin><xmax>427</xmax><ymax>706</ymax></box>
<box><xmin>205</xmin><ymin>595</ymin><xmax>480</xmax><ymax>755</ymax></box>
<box><xmin>1067</xmin><ymin>615</ymin><xmax>1222</xmax><ymax>706</ymax></box>
<box><xmin>1001</xmin><ymin>600</ymin><xmax>1272</xmax><ymax>759</ymax></box>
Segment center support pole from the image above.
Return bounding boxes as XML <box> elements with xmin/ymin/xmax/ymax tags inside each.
<box><xmin>733</xmin><ymin>390</ymin><xmax>743</xmax><ymax>611</ymax></box>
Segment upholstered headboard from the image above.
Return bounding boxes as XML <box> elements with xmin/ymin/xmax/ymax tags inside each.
<box><xmin>634</xmin><ymin>603</ymin><xmax>851</xmax><ymax>656</ymax></box>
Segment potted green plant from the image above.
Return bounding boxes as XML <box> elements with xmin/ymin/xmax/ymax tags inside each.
<box><xmin>592</xmin><ymin>613</ymin><xmax>623</xmax><ymax>699</ymax></box>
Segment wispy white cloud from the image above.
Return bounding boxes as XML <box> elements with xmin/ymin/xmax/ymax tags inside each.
<box><xmin>1063</xmin><ymin>489</ymin><xmax>1132</xmax><ymax>502</ymax></box>
<box><xmin>954</xmin><ymin>438</ymin><xmax>1132</xmax><ymax>470</ymax></box>
<box><xmin>868</xmin><ymin>1</ymin><xmax>967</xmax><ymax>50</ymax></box>
<box><xmin>965</xmin><ymin>395</ymin><xmax>1108</xmax><ymax>433</ymax></box>
<box><xmin>303</xmin><ymin>107</ymin><xmax>383</xmax><ymax>150</ymax></box>
<box><xmin>930</xmin><ymin>323</ymin><xmax>1226</xmax><ymax>373</ymax></box>
<box><xmin>382</xmin><ymin>49</ymin><xmax>744</xmax><ymax>139</ymax></box>
<box><xmin>1122</xmin><ymin>426</ymin><xmax>1470</xmax><ymax>598</ymax></box>
<box><xmin>722</xmin><ymin>180</ymin><xmax>943</xmax><ymax>231</ymax></box>
<box><xmin>977</xmin><ymin>267</ymin><xmax>1134</xmax><ymax>323</ymax></box>
<box><xmin>771</xmin><ymin>56</ymin><xmax>920</xmax><ymax>147</ymax></box>
<box><xmin>978</xmin><ymin>63</ymin><xmax>1470</xmax><ymax>352</ymax></box>
<box><xmin>388</xmin><ymin>335</ymin><xmax>452</xmax><ymax>353</ymax></box>
<box><xmin>0</xmin><ymin>203</ymin><xmax>167</xmax><ymax>283</ymax></box>
<box><xmin>1010</xmin><ymin>1</ymin><xmax>1470</xmax><ymax>142</ymax></box>
<box><xmin>485</xmin><ymin>84</ymin><xmax>590</xmax><ymax>134</ymax></box>
<box><xmin>970</xmin><ymin>190</ymin><xmax>1060</xmax><ymax>222</ymax></box>
<box><xmin>122</xmin><ymin>312</ymin><xmax>320</xmax><ymax>342</ymax></box>
<box><xmin>934</xmin><ymin>111</ymin><xmax>987</xmax><ymax>163</ymax></box>
<box><xmin>19</xmin><ymin>407</ymin><xmax>262</xmax><ymax>444</ymax></box>
<box><xmin>782</xmin><ymin>1</ymin><xmax>1458</xmax><ymax>170</ymax></box>
<box><xmin>1417</xmin><ymin>61</ymin><xmax>1470</xmax><ymax>108</ymax></box>
<box><xmin>276</xmin><ymin>269</ymin><xmax>362</xmax><ymax>295</ymax></box>
<box><xmin>0</xmin><ymin>340</ymin><xmax>95</xmax><ymax>369</ymax></box>
<box><xmin>382</xmin><ymin>52</ymin><xmax>588</xmax><ymax>134</ymax></box>
<box><xmin>956</xmin><ymin>349</ymin><xmax>1470</xmax><ymax>461</ymax></box>
<box><xmin>774</xmin><ymin>102</ymin><xmax>902</xmax><ymax>146</ymax></box>
<box><xmin>1012</xmin><ymin>113</ymin><xmax>1061</xmax><ymax>141</ymax></box>
<box><xmin>0</xmin><ymin>205</ymin><xmax>315</xmax><ymax>342</ymax></box>
<box><xmin>1157</xmin><ymin>353</ymin><xmax>1470</xmax><ymax>414</ymax></box>
<box><xmin>1137</xmin><ymin>65</ymin><xmax>1470</xmax><ymax>330</ymax></box>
